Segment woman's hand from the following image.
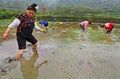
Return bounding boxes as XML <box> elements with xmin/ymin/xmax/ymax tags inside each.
<box><xmin>3</xmin><ymin>33</ymin><xmax>8</xmax><ymax>40</ymax></box>
<box><xmin>43</xmin><ymin>28</ymin><xmax>48</xmax><ymax>33</ymax></box>
<box><xmin>3</xmin><ymin>27</ymin><xmax>12</xmax><ymax>40</ymax></box>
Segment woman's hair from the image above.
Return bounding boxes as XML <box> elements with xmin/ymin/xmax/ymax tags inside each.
<box><xmin>88</xmin><ymin>21</ymin><xmax>91</xmax><ymax>24</ymax></box>
<box><xmin>27</xmin><ymin>3</ymin><xmax>39</xmax><ymax>12</ymax></box>
<box><xmin>99</xmin><ymin>24</ymin><xmax>104</xmax><ymax>28</ymax></box>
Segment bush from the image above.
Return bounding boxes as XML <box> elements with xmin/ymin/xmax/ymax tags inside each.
<box><xmin>0</xmin><ymin>9</ymin><xmax>20</xmax><ymax>19</ymax></box>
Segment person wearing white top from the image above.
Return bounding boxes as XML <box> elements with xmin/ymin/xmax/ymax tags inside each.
<box><xmin>3</xmin><ymin>3</ymin><xmax>43</xmax><ymax>60</ymax></box>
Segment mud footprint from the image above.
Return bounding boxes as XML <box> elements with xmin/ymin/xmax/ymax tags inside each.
<box><xmin>0</xmin><ymin>57</ymin><xmax>17</xmax><ymax>76</ymax></box>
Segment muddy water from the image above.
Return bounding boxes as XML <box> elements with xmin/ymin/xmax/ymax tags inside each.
<box><xmin>0</xmin><ymin>23</ymin><xmax>120</xmax><ymax>79</ymax></box>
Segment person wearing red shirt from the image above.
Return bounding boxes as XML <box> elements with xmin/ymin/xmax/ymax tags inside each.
<box><xmin>100</xmin><ymin>23</ymin><xmax>114</xmax><ymax>33</ymax></box>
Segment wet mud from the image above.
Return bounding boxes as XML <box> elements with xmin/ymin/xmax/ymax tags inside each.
<box><xmin>0</xmin><ymin>23</ymin><xmax>120</xmax><ymax>79</ymax></box>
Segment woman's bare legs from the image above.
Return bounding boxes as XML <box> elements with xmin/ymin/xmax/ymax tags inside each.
<box><xmin>15</xmin><ymin>49</ymin><xmax>25</xmax><ymax>60</ymax></box>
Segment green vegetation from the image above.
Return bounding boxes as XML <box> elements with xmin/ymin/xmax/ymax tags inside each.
<box><xmin>37</xmin><ymin>6</ymin><xmax>120</xmax><ymax>23</ymax></box>
<box><xmin>1</xmin><ymin>5</ymin><xmax>120</xmax><ymax>28</ymax></box>
<box><xmin>0</xmin><ymin>19</ymin><xmax>14</xmax><ymax>27</ymax></box>
<box><xmin>0</xmin><ymin>9</ymin><xmax>22</xmax><ymax>19</ymax></box>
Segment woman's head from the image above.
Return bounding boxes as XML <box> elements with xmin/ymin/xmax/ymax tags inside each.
<box><xmin>26</xmin><ymin>3</ymin><xmax>39</xmax><ymax>17</ymax></box>
<box><xmin>88</xmin><ymin>21</ymin><xmax>91</xmax><ymax>24</ymax></box>
<box><xmin>99</xmin><ymin>24</ymin><xmax>104</xmax><ymax>28</ymax></box>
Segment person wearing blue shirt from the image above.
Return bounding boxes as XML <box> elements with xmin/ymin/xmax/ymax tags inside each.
<box><xmin>40</xmin><ymin>21</ymin><xmax>48</xmax><ymax>27</ymax></box>
<box><xmin>39</xmin><ymin>21</ymin><xmax>48</xmax><ymax>32</ymax></box>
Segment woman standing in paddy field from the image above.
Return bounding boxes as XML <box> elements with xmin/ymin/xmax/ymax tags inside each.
<box><xmin>3</xmin><ymin>3</ymin><xmax>44</xmax><ymax>60</ymax></box>
<box><xmin>79</xmin><ymin>20</ymin><xmax>91</xmax><ymax>41</ymax></box>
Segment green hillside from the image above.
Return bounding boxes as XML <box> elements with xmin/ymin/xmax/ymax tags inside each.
<box><xmin>50</xmin><ymin>6</ymin><xmax>104</xmax><ymax>15</ymax></box>
<box><xmin>1</xmin><ymin>0</ymin><xmax>120</xmax><ymax>10</ymax></box>
<box><xmin>1</xmin><ymin>1</ymin><xmax>120</xmax><ymax>23</ymax></box>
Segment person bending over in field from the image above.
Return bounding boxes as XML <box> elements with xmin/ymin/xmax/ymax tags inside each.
<box><xmin>79</xmin><ymin>20</ymin><xmax>91</xmax><ymax>32</ymax></box>
<box><xmin>39</xmin><ymin>20</ymin><xmax>48</xmax><ymax>33</ymax></box>
<box><xmin>100</xmin><ymin>22</ymin><xmax>114</xmax><ymax>34</ymax></box>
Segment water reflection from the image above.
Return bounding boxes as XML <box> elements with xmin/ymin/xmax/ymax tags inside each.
<box><xmin>20</xmin><ymin>50</ymin><xmax>47</xmax><ymax>79</ymax></box>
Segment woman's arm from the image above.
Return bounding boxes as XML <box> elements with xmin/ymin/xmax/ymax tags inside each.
<box><xmin>3</xmin><ymin>18</ymin><xmax>20</xmax><ymax>40</ymax></box>
<box><xmin>3</xmin><ymin>27</ymin><xmax>12</xmax><ymax>40</ymax></box>
<box><xmin>34</xmin><ymin>22</ymin><xmax>43</xmax><ymax>32</ymax></box>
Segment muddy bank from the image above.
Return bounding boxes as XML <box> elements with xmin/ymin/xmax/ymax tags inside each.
<box><xmin>0</xmin><ymin>23</ymin><xmax>120</xmax><ymax>79</ymax></box>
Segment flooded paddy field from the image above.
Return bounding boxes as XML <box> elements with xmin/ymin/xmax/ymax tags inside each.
<box><xmin>0</xmin><ymin>22</ymin><xmax>120</xmax><ymax>79</ymax></box>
